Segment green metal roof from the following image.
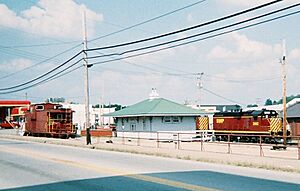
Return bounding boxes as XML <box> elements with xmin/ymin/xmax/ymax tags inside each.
<box><xmin>105</xmin><ymin>98</ymin><xmax>205</xmax><ymax>117</ymax></box>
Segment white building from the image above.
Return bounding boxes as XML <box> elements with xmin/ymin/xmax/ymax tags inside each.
<box><xmin>62</xmin><ymin>103</ymin><xmax>115</xmax><ymax>130</ymax></box>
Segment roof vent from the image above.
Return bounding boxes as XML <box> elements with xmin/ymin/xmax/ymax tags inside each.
<box><xmin>149</xmin><ymin>88</ymin><xmax>159</xmax><ymax>100</ymax></box>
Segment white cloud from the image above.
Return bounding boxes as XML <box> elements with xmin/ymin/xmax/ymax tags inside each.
<box><xmin>0</xmin><ymin>58</ymin><xmax>32</xmax><ymax>72</ymax></box>
<box><xmin>0</xmin><ymin>0</ymin><xmax>103</xmax><ymax>39</ymax></box>
<box><xmin>207</xmin><ymin>32</ymin><xmax>279</xmax><ymax>62</ymax></box>
<box><xmin>203</xmin><ymin>32</ymin><xmax>300</xmax><ymax>104</ymax></box>
<box><xmin>187</xmin><ymin>13</ymin><xmax>194</xmax><ymax>23</ymax></box>
<box><xmin>289</xmin><ymin>48</ymin><xmax>300</xmax><ymax>60</ymax></box>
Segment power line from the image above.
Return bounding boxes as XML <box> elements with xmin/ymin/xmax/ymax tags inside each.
<box><xmin>0</xmin><ymin>41</ymin><xmax>81</xmax><ymax>49</ymax></box>
<box><xmin>88</xmin><ymin>0</ymin><xmax>207</xmax><ymax>42</ymax></box>
<box><xmin>204</xmin><ymin>74</ymin><xmax>281</xmax><ymax>83</ymax></box>
<box><xmin>0</xmin><ymin>59</ymin><xmax>83</xmax><ymax>94</ymax></box>
<box><xmin>0</xmin><ymin>43</ymin><xmax>82</xmax><ymax>80</ymax></box>
<box><xmin>87</xmin><ymin>3</ymin><xmax>300</xmax><ymax>60</ymax></box>
<box><xmin>86</xmin><ymin>0</ymin><xmax>282</xmax><ymax>51</ymax></box>
<box><xmin>0</xmin><ymin>51</ymin><xmax>82</xmax><ymax>91</ymax></box>
<box><xmin>0</xmin><ymin>24</ymin><xmax>81</xmax><ymax>47</ymax></box>
<box><xmin>202</xmin><ymin>87</ymin><xmax>245</xmax><ymax>106</ymax></box>
<box><xmin>0</xmin><ymin>46</ymin><xmax>55</xmax><ymax>61</ymax></box>
<box><xmin>90</xmin><ymin>7</ymin><xmax>300</xmax><ymax>66</ymax></box>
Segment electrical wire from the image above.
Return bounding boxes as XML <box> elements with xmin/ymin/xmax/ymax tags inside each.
<box><xmin>1</xmin><ymin>41</ymin><xmax>81</xmax><ymax>49</ymax></box>
<box><xmin>90</xmin><ymin>8</ymin><xmax>300</xmax><ymax>66</ymax></box>
<box><xmin>87</xmin><ymin>3</ymin><xmax>300</xmax><ymax>60</ymax></box>
<box><xmin>202</xmin><ymin>87</ymin><xmax>245</xmax><ymax>106</ymax></box>
<box><xmin>88</xmin><ymin>0</ymin><xmax>207</xmax><ymax>42</ymax></box>
<box><xmin>0</xmin><ymin>59</ymin><xmax>83</xmax><ymax>94</ymax></box>
<box><xmin>0</xmin><ymin>43</ymin><xmax>82</xmax><ymax>80</ymax></box>
<box><xmin>0</xmin><ymin>0</ymin><xmax>287</xmax><ymax>95</ymax></box>
<box><xmin>0</xmin><ymin>51</ymin><xmax>82</xmax><ymax>91</ymax></box>
<box><xmin>86</xmin><ymin>0</ymin><xmax>282</xmax><ymax>51</ymax></box>
<box><xmin>204</xmin><ymin>74</ymin><xmax>281</xmax><ymax>83</ymax></box>
<box><xmin>0</xmin><ymin>24</ymin><xmax>81</xmax><ymax>47</ymax></box>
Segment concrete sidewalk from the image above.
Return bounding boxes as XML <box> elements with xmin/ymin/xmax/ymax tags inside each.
<box><xmin>0</xmin><ymin>132</ymin><xmax>300</xmax><ymax>173</ymax></box>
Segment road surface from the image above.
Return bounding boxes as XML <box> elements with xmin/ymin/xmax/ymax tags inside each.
<box><xmin>0</xmin><ymin>138</ymin><xmax>299</xmax><ymax>191</ymax></box>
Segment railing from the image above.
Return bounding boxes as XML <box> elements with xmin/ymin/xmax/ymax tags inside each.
<box><xmin>91</xmin><ymin>130</ymin><xmax>300</xmax><ymax>160</ymax></box>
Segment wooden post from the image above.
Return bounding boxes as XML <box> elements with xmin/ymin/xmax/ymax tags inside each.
<box><xmin>259</xmin><ymin>136</ymin><xmax>264</xmax><ymax>157</ymax></box>
<box><xmin>227</xmin><ymin>134</ymin><xmax>231</xmax><ymax>154</ymax></box>
<box><xmin>298</xmin><ymin>138</ymin><xmax>300</xmax><ymax>160</ymax></box>
<box><xmin>156</xmin><ymin>132</ymin><xmax>159</xmax><ymax>148</ymax></box>
<box><xmin>137</xmin><ymin>132</ymin><xmax>140</xmax><ymax>146</ymax></box>
<box><xmin>177</xmin><ymin>133</ymin><xmax>180</xmax><ymax>150</ymax></box>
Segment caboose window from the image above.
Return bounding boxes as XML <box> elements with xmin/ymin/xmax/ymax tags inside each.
<box><xmin>35</xmin><ymin>105</ymin><xmax>44</xmax><ymax>111</ymax></box>
<box><xmin>57</xmin><ymin>114</ymin><xmax>63</xmax><ymax>120</ymax></box>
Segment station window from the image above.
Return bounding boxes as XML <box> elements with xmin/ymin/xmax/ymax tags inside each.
<box><xmin>172</xmin><ymin>116</ymin><xmax>180</xmax><ymax>123</ymax></box>
<box><xmin>164</xmin><ymin>116</ymin><xmax>171</xmax><ymax>123</ymax></box>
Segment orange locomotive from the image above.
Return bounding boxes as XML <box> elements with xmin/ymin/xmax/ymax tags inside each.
<box><xmin>197</xmin><ymin>109</ymin><xmax>283</xmax><ymax>142</ymax></box>
<box><xmin>24</xmin><ymin>103</ymin><xmax>76</xmax><ymax>138</ymax></box>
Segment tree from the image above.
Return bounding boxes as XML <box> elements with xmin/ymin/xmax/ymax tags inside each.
<box><xmin>263</xmin><ymin>94</ymin><xmax>300</xmax><ymax>105</ymax></box>
<box><xmin>46</xmin><ymin>97</ymin><xmax>65</xmax><ymax>103</ymax></box>
<box><xmin>247</xmin><ymin>104</ymin><xmax>258</xmax><ymax>108</ymax></box>
<box><xmin>264</xmin><ymin>98</ymin><xmax>273</xmax><ymax>106</ymax></box>
<box><xmin>92</xmin><ymin>103</ymin><xmax>126</xmax><ymax>111</ymax></box>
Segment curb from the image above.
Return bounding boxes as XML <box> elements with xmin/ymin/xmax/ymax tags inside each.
<box><xmin>1</xmin><ymin>134</ymin><xmax>299</xmax><ymax>174</ymax></box>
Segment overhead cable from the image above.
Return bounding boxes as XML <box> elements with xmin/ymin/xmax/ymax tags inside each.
<box><xmin>202</xmin><ymin>87</ymin><xmax>245</xmax><ymax>106</ymax></box>
<box><xmin>88</xmin><ymin>0</ymin><xmax>207</xmax><ymax>42</ymax></box>
<box><xmin>87</xmin><ymin>3</ymin><xmax>300</xmax><ymax>60</ymax></box>
<box><xmin>0</xmin><ymin>51</ymin><xmax>82</xmax><ymax>91</ymax></box>
<box><xmin>0</xmin><ymin>43</ymin><xmax>82</xmax><ymax>80</ymax></box>
<box><xmin>86</xmin><ymin>0</ymin><xmax>282</xmax><ymax>51</ymax></box>
<box><xmin>0</xmin><ymin>59</ymin><xmax>83</xmax><ymax>94</ymax></box>
<box><xmin>90</xmin><ymin>8</ymin><xmax>300</xmax><ymax>66</ymax></box>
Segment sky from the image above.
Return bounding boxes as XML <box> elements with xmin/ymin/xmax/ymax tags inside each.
<box><xmin>0</xmin><ymin>0</ymin><xmax>299</xmax><ymax>107</ymax></box>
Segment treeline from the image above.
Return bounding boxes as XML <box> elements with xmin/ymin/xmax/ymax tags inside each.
<box><xmin>92</xmin><ymin>104</ymin><xmax>126</xmax><ymax>111</ymax></box>
<box><xmin>264</xmin><ymin>94</ymin><xmax>300</xmax><ymax>106</ymax></box>
<box><xmin>247</xmin><ymin>94</ymin><xmax>300</xmax><ymax>107</ymax></box>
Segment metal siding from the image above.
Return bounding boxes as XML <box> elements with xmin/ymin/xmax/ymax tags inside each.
<box><xmin>287</xmin><ymin>103</ymin><xmax>300</xmax><ymax>118</ymax></box>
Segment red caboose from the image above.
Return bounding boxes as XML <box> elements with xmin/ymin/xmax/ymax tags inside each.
<box><xmin>24</xmin><ymin>103</ymin><xmax>76</xmax><ymax>138</ymax></box>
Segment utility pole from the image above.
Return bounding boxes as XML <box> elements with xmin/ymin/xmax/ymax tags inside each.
<box><xmin>196</xmin><ymin>72</ymin><xmax>204</xmax><ymax>109</ymax></box>
<box><xmin>82</xmin><ymin>10</ymin><xmax>91</xmax><ymax>130</ymax></box>
<box><xmin>281</xmin><ymin>39</ymin><xmax>287</xmax><ymax>145</ymax></box>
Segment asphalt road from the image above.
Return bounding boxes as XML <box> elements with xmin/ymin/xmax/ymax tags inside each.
<box><xmin>0</xmin><ymin>138</ymin><xmax>299</xmax><ymax>191</ymax></box>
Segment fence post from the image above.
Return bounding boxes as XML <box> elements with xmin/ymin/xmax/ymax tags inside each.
<box><xmin>200</xmin><ymin>132</ymin><xmax>204</xmax><ymax>151</ymax></box>
<box><xmin>97</xmin><ymin>136</ymin><xmax>100</xmax><ymax>144</ymax></box>
<box><xmin>122</xmin><ymin>130</ymin><xmax>125</xmax><ymax>145</ymax></box>
<box><xmin>227</xmin><ymin>134</ymin><xmax>231</xmax><ymax>154</ymax></box>
<box><xmin>156</xmin><ymin>132</ymin><xmax>159</xmax><ymax>148</ymax></box>
<box><xmin>259</xmin><ymin>136</ymin><xmax>264</xmax><ymax>157</ymax></box>
<box><xmin>137</xmin><ymin>132</ymin><xmax>140</xmax><ymax>146</ymax></box>
<box><xmin>177</xmin><ymin>133</ymin><xmax>180</xmax><ymax>150</ymax></box>
<box><xmin>298</xmin><ymin>138</ymin><xmax>300</xmax><ymax>160</ymax></box>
